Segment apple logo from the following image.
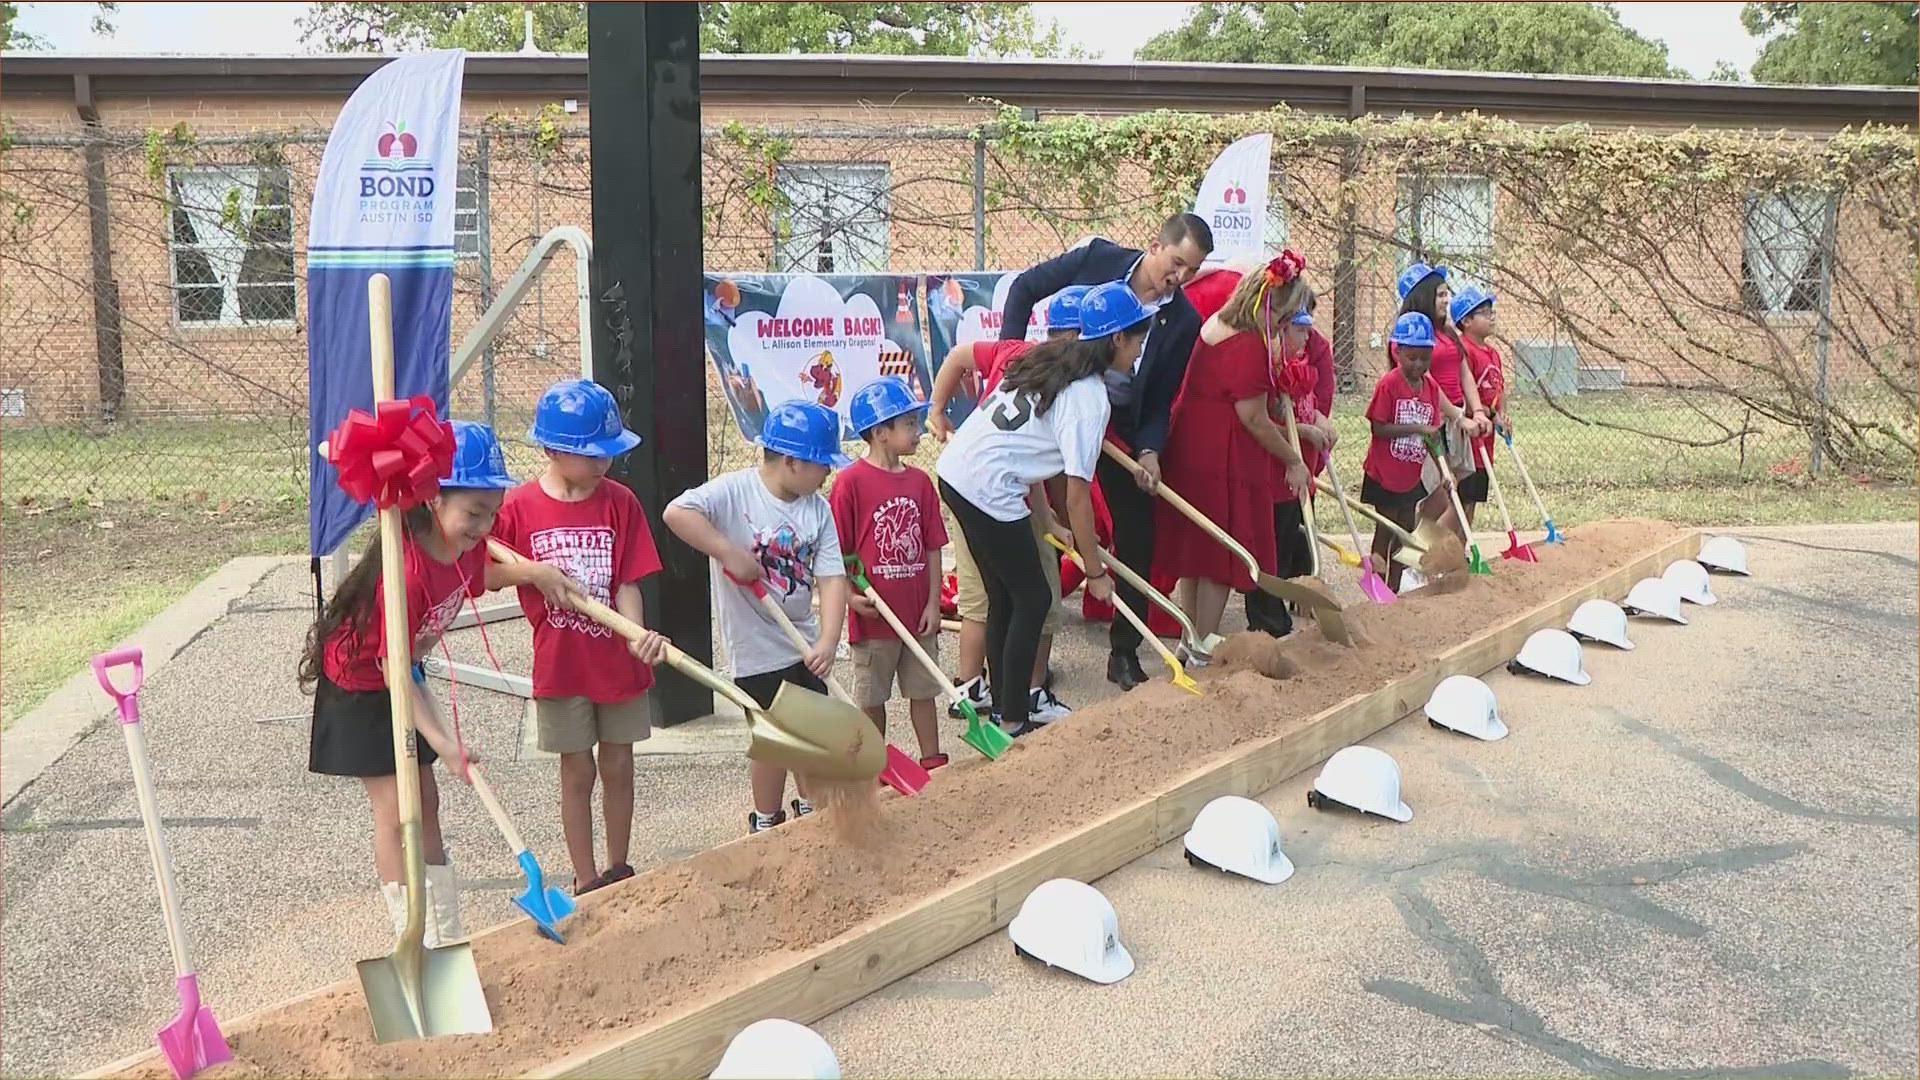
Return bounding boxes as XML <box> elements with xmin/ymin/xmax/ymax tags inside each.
<box><xmin>377</xmin><ymin>121</ymin><xmax>418</xmax><ymax>159</ymax></box>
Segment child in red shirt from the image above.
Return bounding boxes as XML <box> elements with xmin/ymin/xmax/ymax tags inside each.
<box><xmin>1364</xmin><ymin>313</ymin><xmax>1470</xmax><ymax>591</ymax></box>
<box><xmin>302</xmin><ymin>421</ymin><xmax>519</xmax><ymax>949</ymax></box>
<box><xmin>488</xmin><ymin>379</ymin><xmax>669</xmax><ymax>896</ymax></box>
<box><xmin>1451</xmin><ymin>287</ymin><xmax>1507</xmax><ymax>527</ymax></box>
<box><xmin>832</xmin><ymin>376</ymin><xmax>951</xmax><ymax>768</ymax></box>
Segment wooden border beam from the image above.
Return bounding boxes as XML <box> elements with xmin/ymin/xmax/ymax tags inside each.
<box><xmin>92</xmin><ymin>530</ymin><xmax>1697</xmax><ymax>1080</ymax></box>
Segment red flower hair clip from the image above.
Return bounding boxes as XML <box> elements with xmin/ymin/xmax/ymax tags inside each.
<box><xmin>1264</xmin><ymin>249</ymin><xmax>1306</xmax><ymax>286</ymax></box>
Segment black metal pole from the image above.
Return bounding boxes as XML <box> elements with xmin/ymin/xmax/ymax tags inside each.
<box><xmin>587</xmin><ymin>1</ymin><xmax>710</xmax><ymax>726</ymax></box>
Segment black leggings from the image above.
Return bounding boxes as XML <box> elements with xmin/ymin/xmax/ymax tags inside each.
<box><xmin>939</xmin><ymin>479</ymin><xmax>1049</xmax><ymax>731</ymax></box>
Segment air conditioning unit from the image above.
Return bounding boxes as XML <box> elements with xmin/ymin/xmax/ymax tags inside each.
<box><xmin>1577</xmin><ymin>365</ymin><xmax>1627</xmax><ymax>392</ymax></box>
<box><xmin>1509</xmin><ymin>342</ymin><xmax>1580</xmax><ymax>398</ymax></box>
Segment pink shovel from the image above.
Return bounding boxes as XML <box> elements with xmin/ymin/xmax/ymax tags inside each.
<box><xmin>93</xmin><ymin>649</ymin><xmax>232</xmax><ymax>1080</ymax></box>
<box><xmin>1324</xmin><ymin>456</ymin><xmax>1397</xmax><ymax>605</ymax></box>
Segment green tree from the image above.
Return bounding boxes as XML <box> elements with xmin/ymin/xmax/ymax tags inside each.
<box><xmin>1136</xmin><ymin>2</ymin><xmax>1681</xmax><ymax>78</ymax></box>
<box><xmin>299</xmin><ymin>2</ymin><xmax>1067</xmax><ymax>57</ymax></box>
<box><xmin>1742</xmin><ymin>2</ymin><xmax>1917</xmax><ymax>85</ymax></box>
<box><xmin>2</xmin><ymin>2</ymin><xmax>118</xmax><ymax>50</ymax></box>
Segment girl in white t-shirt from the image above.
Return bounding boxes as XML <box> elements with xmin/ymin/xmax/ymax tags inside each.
<box><xmin>937</xmin><ymin>280</ymin><xmax>1150</xmax><ymax>736</ymax></box>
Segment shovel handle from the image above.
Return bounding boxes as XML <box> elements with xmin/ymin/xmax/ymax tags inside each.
<box><xmin>1042</xmin><ymin>532</ymin><xmax>1204</xmax><ymax>654</ymax></box>
<box><xmin>486</xmin><ymin>540</ymin><xmax>764</xmax><ymax>718</ymax></box>
<box><xmin>92</xmin><ymin>647</ymin><xmax>145</xmax><ymax>723</ymax></box>
<box><xmin>1425</xmin><ymin>437</ymin><xmax>1478</xmax><ymax>547</ymax></box>
<box><xmin>1052</xmin><ymin>540</ymin><xmax>1194</xmax><ymax>686</ymax></box>
<box><xmin>1277</xmin><ymin>395</ymin><xmax>1321</xmax><ymax>579</ymax></box>
<box><xmin>1320</xmin><ymin>456</ymin><xmax>1373</xmax><ymax>563</ymax></box>
<box><xmin>1313</xmin><ymin>474</ymin><xmax>1425</xmax><ymax>553</ymax></box>
<box><xmin>731</xmin><ymin>571</ymin><xmax>858</xmax><ymax>706</ymax></box>
<box><xmin>97</xmin><ymin>652</ymin><xmax>197</xmax><ymax>981</ymax></box>
<box><xmin>1103</xmin><ymin>440</ymin><xmax>1261</xmax><ymax>580</ymax></box>
<box><xmin>845</xmin><ymin>571</ymin><xmax>957</xmax><ymax>712</ymax></box>
<box><xmin>466</xmin><ymin>766</ymin><xmax>527</xmax><ymax>857</ymax></box>
<box><xmin>1476</xmin><ymin>442</ymin><xmax>1520</xmax><ymax>536</ymax></box>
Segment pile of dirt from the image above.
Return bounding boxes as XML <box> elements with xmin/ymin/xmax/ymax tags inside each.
<box><xmin>1419</xmin><ymin>533</ymin><xmax>1471</xmax><ymax>593</ymax></box>
<box><xmin>125</xmin><ymin>520</ymin><xmax>1682</xmax><ymax>1080</ymax></box>
<box><xmin>1211</xmin><ymin>632</ymin><xmax>1298</xmax><ymax>680</ymax></box>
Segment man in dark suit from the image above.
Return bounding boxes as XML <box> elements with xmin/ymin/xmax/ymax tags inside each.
<box><xmin>998</xmin><ymin>213</ymin><xmax>1214</xmax><ymax>690</ymax></box>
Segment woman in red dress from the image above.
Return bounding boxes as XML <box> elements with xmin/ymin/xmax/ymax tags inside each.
<box><xmin>1156</xmin><ymin>253</ymin><xmax>1314</xmax><ymax>648</ymax></box>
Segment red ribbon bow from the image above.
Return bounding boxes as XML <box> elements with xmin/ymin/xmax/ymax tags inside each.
<box><xmin>325</xmin><ymin>396</ymin><xmax>456</xmax><ymax>510</ymax></box>
<box><xmin>1274</xmin><ymin>357</ymin><xmax>1316</xmax><ymax>401</ymax></box>
<box><xmin>1264</xmin><ymin>249</ymin><xmax>1306</xmax><ymax>286</ymax></box>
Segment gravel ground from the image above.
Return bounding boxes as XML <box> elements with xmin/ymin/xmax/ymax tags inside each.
<box><xmin>2</xmin><ymin>523</ymin><xmax>1912</xmax><ymax>1078</ymax></box>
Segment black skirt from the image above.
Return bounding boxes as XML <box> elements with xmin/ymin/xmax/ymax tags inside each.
<box><xmin>1361</xmin><ymin>474</ymin><xmax>1427</xmax><ymax>513</ymax></box>
<box><xmin>308</xmin><ymin>673</ymin><xmax>440</xmax><ymax>777</ymax></box>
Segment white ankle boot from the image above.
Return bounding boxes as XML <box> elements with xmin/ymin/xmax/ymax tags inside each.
<box><xmin>423</xmin><ymin>861</ymin><xmax>466</xmax><ymax>946</ymax></box>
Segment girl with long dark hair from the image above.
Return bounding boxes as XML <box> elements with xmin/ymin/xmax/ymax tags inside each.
<box><xmin>936</xmin><ymin>281</ymin><xmax>1149</xmax><ymax>736</ymax></box>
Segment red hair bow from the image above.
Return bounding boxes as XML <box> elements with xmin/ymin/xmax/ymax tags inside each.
<box><xmin>1264</xmin><ymin>249</ymin><xmax>1306</xmax><ymax>286</ymax></box>
<box><xmin>325</xmin><ymin>396</ymin><xmax>456</xmax><ymax>510</ymax></box>
<box><xmin>1274</xmin><ymin>357</ymin><xmax>1316</xmax><ymax>400</ymax></box>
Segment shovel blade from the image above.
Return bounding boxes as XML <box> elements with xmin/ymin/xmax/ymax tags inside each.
<box><xmin>512</xmin><ymin>851</ymin><xmax>576</xmax><ymax>944</ymax></box>
<box><xmin>1502</xmin><ymin>531</ymin><xmax>1541</xmax><ymax>563</ymax></box>
<box><xmin>155</xmin><ymin>976</ymin><xmax>229</xmax><ymax>1080</ymax></box>
<box><xmin>357</xmin><ymin>942</ymin><xmax>492</xmax><ymax>1044</ymax></box>
<box><xmin>748</xmin><ymin>681</ymin><xmax>887</xmax><ymax>782</ymax></box>
<box><xmin>1468</xmin><ymin>545</ymin><xmax>1495</xmax><ymax>576</ymax></box>
<box><xmin>1167</xmin><ymin>661</ymin><xmax>1204</xmax><ymax>696</ymax></box>
<box><xmin>1544</xmin><ymin>519</ymin><xmax>1565</xmax><ymax>544</ymax></box>
<box><xmin>1358</xmin><ymin>559</ymin><xmax>1398</xmax><ymax>605</ymax></box>
<box><xmin>879</xmin><ymin>743</ymin><xmax>931</xmax><ymax>795</ymax></box>
<box><xmin>956</xmin><ymin>700</ymin><xmax>1012</xmax><ymax>760</ymax></box>
<box><xmin>1411</xmin><ymin>518</ymin><xmax>1452</xmax><ymax>557</ymax></box>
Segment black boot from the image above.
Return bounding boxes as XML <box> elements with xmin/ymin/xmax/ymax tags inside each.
<box><xmin>1106</xmin><ymin>651</ymin><xmax>1147</xmax><ymax>690</ymax></box>
<box><xmin>1243</xmin><ymin>589</ymin><xmax>1294</xmax><ymax>639</ymax></box>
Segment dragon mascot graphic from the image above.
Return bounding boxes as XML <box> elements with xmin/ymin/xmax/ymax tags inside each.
<box><xmin>803</xmin><ymin>349</ymin><xmax>843</xmax><ymax>409</ymax></box>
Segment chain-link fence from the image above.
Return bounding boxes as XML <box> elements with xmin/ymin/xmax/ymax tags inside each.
<box><xmin>2</xmin><ymin>113</ymin><xmax>1913</xmax><ymax>543</ymax></box>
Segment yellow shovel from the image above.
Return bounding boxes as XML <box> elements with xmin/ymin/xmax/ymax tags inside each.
<box><xmin>1103</xmin><ymin>441</ymin><xmax>1351</xmax><ymax>647</ymax></box>
<box><xmin>353</xmin><ymin>274</ymin><xmax>492</xmax><ymax>1044</ymax></box>
<box><xmin>1053</xmin><ymin>539</ymin><xmax>1201</xmax><ymax>696</ymax></box>
<box><xmin>1042</xmin><ymin>532</ymin><xmax>1224</xmax><ymax>662</ymax></box>
<box><xmin>485</xmin><ymin>540</ymin><xmax>883</xmax><ymax>782</ymax></box>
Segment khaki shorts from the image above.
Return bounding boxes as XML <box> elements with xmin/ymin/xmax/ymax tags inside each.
<box><xmin>851</xmin><ymin>634</ymin><xmax>945</xmax><ymax>707</ymax></box>
<box><xmin>534</xmin><ymin>696</ymin><xmax>652</xmax><ymax>755</ymax></box>
<box><xmin>950</xmin><ymin>511</ymin><xmax>1062</xmax><ymax>632</ymax></box>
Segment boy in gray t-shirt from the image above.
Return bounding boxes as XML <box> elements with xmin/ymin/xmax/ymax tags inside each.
<box><xmin>665</xmin><ymin>400</ymin><xmax>849</xmax><ymax>834</ymax></box>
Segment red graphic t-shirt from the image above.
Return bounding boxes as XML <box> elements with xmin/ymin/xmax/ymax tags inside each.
<box><xmin>323</xmin><ymin>537</ymin><xmax>489</xmax><ymax>692</ymax></box>
<box><xmin>1462</xmin><ymin>336</ymin><xmax>1504</xmax><ymax>467</ymax></box>
<box><xmin>1364</xmin><ymin>367</ymin><xmax>1443</xmax><ymax>495</ymax></box>
<box><xmin>492</xmin><ymin>477</ymin><xmax>665</xmax><ymax>703</ymax></box>
<box><xmin>972</xmin><ymin>339</ymin><xmax>1034</xmax><ymax>397</ymax></box>
<box><xmin>829</xmin><ymin>458</ymin><xmax>950</xmax><ymax>645</ymax></box>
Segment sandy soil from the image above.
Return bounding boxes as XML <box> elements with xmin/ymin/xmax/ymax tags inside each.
<box><xmin>120</xmin><ymin>519</ymin><xmax>1681</xmax><ymax>1079</ymax></box>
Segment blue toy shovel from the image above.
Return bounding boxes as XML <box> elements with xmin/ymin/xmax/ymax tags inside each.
<box><xmin>1501</xmin><ymin>427</ymin><xmax>1563</xmax><ymax>544</ymax></box>
<box><xmin>93</xmin><ymin>648</ymin><xmax>233</xmax><ymax>1079</ymax></box>
<box><xmin>468</xmin><ymin>767</ymin><xmax>576</xmax><ymax>943</ymax></box>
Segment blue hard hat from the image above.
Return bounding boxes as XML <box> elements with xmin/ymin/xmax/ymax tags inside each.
<box><xmin>760</xmin><ymin>400</ymin><xmax>853</xmax><ymax>468</ymax></box>
<box><xmin>1449</xmin><ymin>286</ymin><xmax>1494</xmax><ymax>327</ymax></box>
<box><xmin>1391</xmin><ymin>311</ymin><xmax>1436</xmax><ymax>348</ymax></box>
<box><xmin>444</xmin><ymin>420</ymin><xmax>517</xmax><ymax>490</ymax></box>
<box><xmin>529</xmin><ymin>378</ymin><xmax>642</xmax><ymax>458</ymax></box>
<box><xmin>848</xmin><ymin>375</ymin><xmax>928</xmax><ymax>438</ymax></box>
<box><xmin>1395</xmin><ymin>261</ymin><xmax>1448</xmax><ymax>300</ymax></box>
<box><xmin>1290</xmin><ymin>310</ymin><xmax>1314</xmax><ymax>327</ymax></box>
<box><xmin>1044</xmin><ymin>285</ymin><xmax>1093</xmax><ymax>331</ymax></box>
<box><xmin>1077</xmin><ymin>281</ymin><xmax>1152</xmax><ymax>340</ymax></box>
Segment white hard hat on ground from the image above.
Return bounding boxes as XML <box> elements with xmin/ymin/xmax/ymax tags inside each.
<box><xmin>1566</xmin><ymin>598</ymin><xmax>1635</xmax><ymax>651</ymax></box>
<box><xmin>1697</xmin><ymin>535</ymin><xmax>1750</xmax><ymax>575</ymax></box>
<box><xmin>710</xmin><ymin>1019</ymin><xmax>841</xmax><ymax>1080</ymax></box>
<box><xmin>1662</xmin><ymin>559</ymin><xmax>1718</xmax><ymax>605</ymax></box>
<box><xmin>1008</xmin><ymin>879</ymin><xmax>1135</xmax><ymax>984</ymax></box>
<box><xmin>1622</xmin><ymin>577</ymin><xmax>1688</xmax><ymax>624</ymax></box>
<box><xmin>1508</xmin><ymin>628</ymin><xmax>1592</xmax><ymax>685</ymax></box>
<box><xmin>1184</xmin><ymin>796</ymin><xmax>1295</xmax><ymax>884</ymax></box>
<box><xmin>1309</xmin><ymin>745</ymin><xmax>1413</xmax><ymax>821</ymax></box>
<box><xmin>1423</xmin><ymin>674</ymin><xmax>1508</xmax><ymax>740</ymax></box>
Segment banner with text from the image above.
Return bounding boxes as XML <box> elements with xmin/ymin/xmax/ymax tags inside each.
<box><xmin>703</xmin><ymin>273</ymin><xmax>932</xmax><ymax>442</ymax></box>
<box><xmin>306</xmin><ymin>49</ymin><xmax>465</xmax><ymax>558</ymax></box>
<box><xmin>1192</xmin><ymin>133</ymin><xmax>1272</xmax><ymax>266</ymax></box>
<box><xmin>924</xmin><ymin>271</ymin><xmax>1056</xmax><ymax>427</ymax></box>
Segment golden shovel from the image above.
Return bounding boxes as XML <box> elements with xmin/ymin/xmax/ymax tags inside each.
<box><xmin>1053</xmin><ymin>540</ymin><xmax>1201</xmax><ymax>696</ymax></box>
<box><xmin>1102</xmin><ymin>441</ymin><xmax>1352</xmax><ymax>646</ymax></box>
<box><xmin>485</xmin><ymin>540</ymin><xmax>882</xmax><ymax>782</ymax></box>
<box><xmin>353</xmin><ymin>275</ymin><xmax>492</xmax><ymax>1044</ymax></box>
<box><xmin>1042</xmin><ymin>532</ymin><xmax>1224</xmax><ymax>662</ymax></box>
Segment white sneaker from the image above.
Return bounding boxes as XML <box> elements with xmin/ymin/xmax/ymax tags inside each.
<box><xmin>948</xmin><ymin>675</ymin><xmax>993</xmax><ymax>719</ymax></box>
<box><xmin>1028</xmin><ymin>687</ymin><xmax>1072</xmax><ymax>724</ymax></box>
